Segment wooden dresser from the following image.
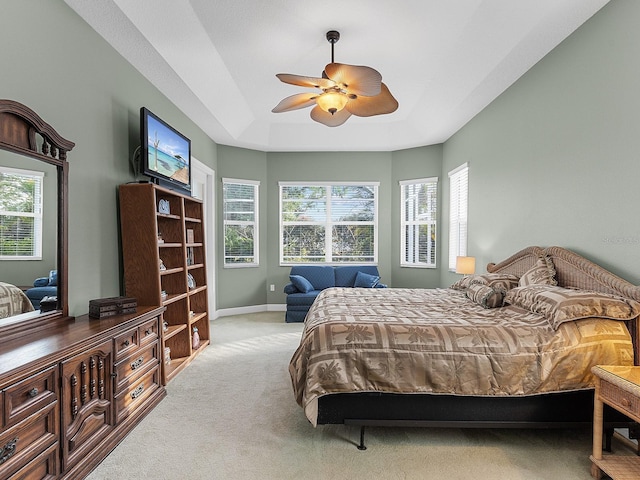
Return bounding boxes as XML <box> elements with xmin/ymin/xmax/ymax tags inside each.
<box><xmin>0</xmin><ymin>306</ymin><xmax>166</xmax><ymax>480</ymax></box>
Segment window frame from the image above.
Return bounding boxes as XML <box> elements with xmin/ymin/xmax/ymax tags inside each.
<box><xmin>448</xmin><ymin>163</ymin><xmax>469</xmax><ymax>271</ymax></box>
<box><xmin>400</xmin><ymin>177</ymin><xmax>438</xmax><ymax>268</ymax></box>
<box><xmin>222</xmin><ymin>177</ymin><xmax>259</xmax><ymax>268</ymax></box>
<box><xmin>279</xmin><ymin>181</ymin><xmax>379</xmax><ymax>265</ymax></box>
<box><xmin>0</xmin><ymin>166</ymin><xmax>44</xmax><ymax>260</ymax></box>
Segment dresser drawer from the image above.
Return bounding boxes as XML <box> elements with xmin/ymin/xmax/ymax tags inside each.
<box><xmin>114</xmin><ymin>342</ymin><xmax>160</xmax><ymax>394</ymax></box>
<box><xmin>7</xmin><ymin>441</ymin><xmax>58</xmax><ymax>480</ymax></box>
<box><xmin>0</xmin><ymin>402</ymin><xmax>58</xmax><ymax>479</ymax></box>
<box><xmin>114</xmin><ymin>367</ymin><xmax>161</xmax><ymax>423</ymax></box>
<box><xmin>3</xmin><ymin>366</ymin><xmax>57</xmax><ymax>428</ymax></box>
<box><xmin>600</xmin><ymin>380</ymin><xmax>640</xmax><ymax>421</ymax></box>
<box><xmin>139</xmin><ymin>316</ymin><xmax>160</xmax><ymax>346</ymax></box>
<box><xmin>114</xmin><ymin>325</ymin><xmax>140</xmax><ymax>361</ymax></box>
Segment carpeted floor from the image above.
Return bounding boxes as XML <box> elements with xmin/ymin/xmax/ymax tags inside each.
<box><xmin>85</xmin><ymin>312</ymin><xmax>627</xmax><ymax>479</ymax></box>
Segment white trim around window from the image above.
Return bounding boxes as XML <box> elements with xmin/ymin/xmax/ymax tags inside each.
<box><xmin>279</xmin><ymin>181</ymin><xmax>379</xmax><ymax>265</ymax></box>
<box><xmin>222</xmin><ymin>177</ymin><xmax>259</xmax><ymax>268</ymax></box>
<box><xmin>400</xmin><ymin>177</ymin><xmax>438</xmax><ymax>268</ymax></box>
<box><xmin>0</xmin><ymin>166</ymin><xmax>44</xmax><ymax>260</ymax></box>
<box><xmin>448</xmin><ymin>163</ymin><xmax>469</xmax><ymax>271</ymax></box>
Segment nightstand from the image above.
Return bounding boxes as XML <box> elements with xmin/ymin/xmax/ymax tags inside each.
<box><xmin>590</xmin><ymin>365</ymin><xmax>640</xmax><ymax>479</ymax></box>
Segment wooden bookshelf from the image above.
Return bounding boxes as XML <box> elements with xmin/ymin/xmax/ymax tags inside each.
<box><xmin>118</xmin><ymin>183</ymin><xmax>210</xmax><ymax>384</ymax></box>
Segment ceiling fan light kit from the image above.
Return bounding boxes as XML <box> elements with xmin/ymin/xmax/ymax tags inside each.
<box><xmin>272</xmin><ymin>30</ymin><xmax>398</xmax><ymax>127</ymax></box>
<box><xmin>316</xmin><ymin>90</ymin><xmax>349</xmax><ymax>115</ymax></box>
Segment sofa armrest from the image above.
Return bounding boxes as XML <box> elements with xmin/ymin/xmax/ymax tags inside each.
<box><xmin>375</xmin><ymin>283</ymin><xmax>388</xmax><ymax>288</ymax></box>
<box><xmin>284</xmin><ymin>283</ymin><xmax>299</xmax><ymax>294</ymax></box>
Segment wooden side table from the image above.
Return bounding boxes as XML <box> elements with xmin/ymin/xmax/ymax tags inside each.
<box><xmin>590</xmin><ymin>365</ymin><xmax>640</xmax><ymax>479</ymax></box>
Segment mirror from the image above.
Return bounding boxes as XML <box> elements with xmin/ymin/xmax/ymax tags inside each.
<box><xmin>0</xmin><ymin>99</ymin><xmax>74</xmax><ymax>334</ymax></box>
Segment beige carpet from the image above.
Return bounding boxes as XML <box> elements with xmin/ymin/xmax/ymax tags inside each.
<box><xmin>86</xmin><ymin>312</ymin><xmax>627</xmax><ymax>479</ymax></box>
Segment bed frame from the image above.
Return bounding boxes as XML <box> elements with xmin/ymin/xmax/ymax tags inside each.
<box><xmin>315</xmin><ymin>246</ymin><xmax>640</xmax><ymax>449</ymax></box>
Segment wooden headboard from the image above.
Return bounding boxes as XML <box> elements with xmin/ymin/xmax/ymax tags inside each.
<box><xmin>488</xmin><ymin>246</ymin><xmax>640</xmax><ymax>365</ymax></box>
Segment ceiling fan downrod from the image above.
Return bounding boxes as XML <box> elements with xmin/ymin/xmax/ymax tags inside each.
<box><xmin>326</xmin><ymin>30</ymin><xmax>340</xmax><ymax>63</ymax></box>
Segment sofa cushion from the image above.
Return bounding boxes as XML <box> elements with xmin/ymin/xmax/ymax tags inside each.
<box><xmin>289</xmin><ymin>265</ymin><xmax>335</xmax><ymax>290</ymax></box>
<box><xmin>286</xmin><ymin>291</ymin><xmax>322</xmax><ymax>307</ymax></box>
<box><xmin>289</xmin><ymin>275</ymin><xmax>314</xmax><ymax>293</ymax></box>
<box><xmin>354</xmin><ymin>271</ymin><xmax>380</xmax><ymax>288</ymax></box>
<box><xmin>335</xmin><ymin>265</ymin><xmax>381</xmax><ymax>287</ymax></box>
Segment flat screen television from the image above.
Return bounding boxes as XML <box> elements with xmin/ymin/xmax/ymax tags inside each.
<box><xmin>140</xmin><ymin>107</ymin><xmax>191</xmax><ymax>194</ymax></box>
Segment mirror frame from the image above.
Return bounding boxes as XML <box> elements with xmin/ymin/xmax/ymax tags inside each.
<box><xmin>0</xmin><ymin>99</ymin><xmax>75</xmax><ymax>336</ymax></box>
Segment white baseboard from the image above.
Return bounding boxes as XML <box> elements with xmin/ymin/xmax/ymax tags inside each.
<box><xmin>213</xmin><ymin>303</ymin><xmax>286</xmax><ymax>319</ymax></box>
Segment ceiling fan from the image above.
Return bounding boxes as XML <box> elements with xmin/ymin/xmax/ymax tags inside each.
<box><xmin>271</xmin><ymin>30</ymin><xmax>398</xmax><ymax>127</ymax></box>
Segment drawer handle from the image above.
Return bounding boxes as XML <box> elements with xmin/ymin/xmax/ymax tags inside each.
<box><xmin>145</xmin><ymin>328</ymin><xmax>153</xmax><ymax>336</ymax></box>
<box><xmin>130</xmin><ymin>357</ymin><xmax>144</xmax><ymax>370</ymax></box>
<box><xmin>621</xmin><ymin>397</ymin><xmax>632</xmax><ymax>408</ymax></box>
<box><xmin>131</xmin><ymin>385</ymin><xmax>144</xmax><ymax>400</ymax></box>
<box><xmin>0</xmin><ymin>438</ymin><xmax>18</xmax><ymax>466</ymax></box>
<box><xmin>28</xmin><ymin>387</ymin><xmax>39</xmax><ymax>398</ymax></box>
<box><xmin>123</xmin><ymin>339</ymin><xmax>130</xmax><ymax>347</ymax></box>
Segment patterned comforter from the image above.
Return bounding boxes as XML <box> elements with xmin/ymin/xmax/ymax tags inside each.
<box><xmin>289</xmin><ymin>287</ymin><xmax>634</xmax><ymax>425</ymax></box>
<box><xmin>0</xmin><ymin>282</ymin><xmax>35</xmax><ymax>319</ymax></box>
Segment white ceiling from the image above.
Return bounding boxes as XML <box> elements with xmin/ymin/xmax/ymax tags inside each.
<box><xmin>64</xmin><ymin>0</ymin><xmax>609</xmax><ymax>152</ymax></box>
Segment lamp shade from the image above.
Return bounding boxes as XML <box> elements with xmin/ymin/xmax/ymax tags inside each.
<box><xmin>455</xmin><ymin>256</ymin><xmax>476</xmax><ymax>275</ymax></box>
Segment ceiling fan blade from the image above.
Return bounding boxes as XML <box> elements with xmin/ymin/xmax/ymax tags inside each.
<box><xmin>276</xmin><ymin>73</ymin><xmax>335</xmax><ymax>89</ymax></box>
<box><xmin>271</xmin><ymin>93</ymin><xmax>318</xmax><ymax>113</ymax></box>
<box><xmin>345</xmin><ymin>83</ymin><xmax>398</xmax><ymax>117</ymax></box>
<box><xmin>324</xmin><ymin>63</ymin><xmax>382</xmax><ymax>97</ymax></box>
<box><xmin>310</xmin><ymin>105</ymin><xmax>351</xmax><ymax>127</ymax></box>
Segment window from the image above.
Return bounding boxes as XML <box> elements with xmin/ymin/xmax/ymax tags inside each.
<box><xmin>448</xmin><ymin>163</ymin><xmax>469</xmax><ymax>270</ymax></box>
<box><xmin>400</xmin><ymin>177</ymin><xmax>437</xmax><ymax>268</ymax></box>
<box><xmin>0</xmin><ymin>167</ymin><xmax>44</xmax><ymax>259</ymax></box>
<box><xmin>280</xmin><ymin>182</ymin><xmax>378</xmax><ymax>264</ymax></box>
<box><xmin>223</xmin><ymin>178</ymin><xmax>259</xmax><ymax>267</ymax></box>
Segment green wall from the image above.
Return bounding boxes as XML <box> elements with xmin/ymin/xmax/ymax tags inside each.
<box><xmin>216</xmin><ymin>145</ymin><xmax>268</xmax><ymax>309</ymax></box>
<box><xmin>263</xmin><ymin>151</ymin><xmax>394</xmax><ymax>308</ymax></box>
<box><xmin>391</xmin><ymin>145</ymin><xmax>443</xmax><ymax>289</ymax></box>
<box><xmin>215</xmin><ymin>146</ymin><xmax>448</xmax><ymax>310</ymax></box>
<box><xmin>3</xmin><ymin>0</ymin><xmax>638</xmax><ymax>316</ymax></box>
<box><xmin>441</xmin><ymin>0</ymin><xmax>640</xmax><ymax>287</ymax></box>
<box><xmin>1</xmin><ymin>1</ymin><xmax>217</xmax><ymax>316</ymax></box>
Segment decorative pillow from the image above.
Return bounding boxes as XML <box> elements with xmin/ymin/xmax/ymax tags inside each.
<box><xmin>518</xmin><ymin>257</ymin><xmax>557</xmax><ymax>287</ymax></box>
<box><xmin>289</xmin><ymin>274</ymin><xmax>314</xmax><ymax>293</ymax></box>
<box><xmin>466</xmin><ymin>284</ymin><xmax>505</xmax><ymax>309</ymax></box>
<box><xmin>504</xmin><ymin>284</ymin><xmax>640</xmax><ymax>329</ymax></box>
<box><xmin>450</xmin><ymin>273</ymin><xmax>519</xmax><ymax>292</ymax></box>
<box><xmin>48</xmin><ymin>270</ymin><xmax>58</xmax><ymax>286</ymax></box>
<box><xmin>354</xmin><ymin>271</ymin><xmax>380</xmax><ymax>288</ymax></box>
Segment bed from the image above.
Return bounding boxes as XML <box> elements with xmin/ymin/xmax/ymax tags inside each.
<box><xmin>289</xmin><ymin>246</ymin><xmax>640</xmax><ymax>448</ymax></box>
<box><xmin>0</xmin><ymin>281</ymin><xmax>35</xmax><ymax>319</ymax></box>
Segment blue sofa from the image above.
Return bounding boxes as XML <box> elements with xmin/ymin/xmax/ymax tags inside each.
<box><xmin>25</xmin><ymin>270</ymin><xmax>57</xmax><ymax>309</ymax></box>
<box><xmin>284</xmin><ymin>265</ymin><xmax>386</xmax><ymax>323</ymax></box>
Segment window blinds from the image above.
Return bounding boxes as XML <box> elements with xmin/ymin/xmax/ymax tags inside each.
<box><xmin>448</xmin><ymin>163</ymin><xmax>469</xmax><ymax>271</ymax></box>
<box><xmin>400</xmin><ymin>177</ymin><xmax>438</xmax><ymax>267</ymax></box>
<box><xmin>0</xmin><ymin>167</ymin><xmax>44</xmax><ymax>259</ymax></box>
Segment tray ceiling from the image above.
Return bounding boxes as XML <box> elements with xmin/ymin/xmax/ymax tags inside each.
<box><xmin>64</xmin><ymin>0</ymin><xmax>609</xmax><ymax>152</ymax></box>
